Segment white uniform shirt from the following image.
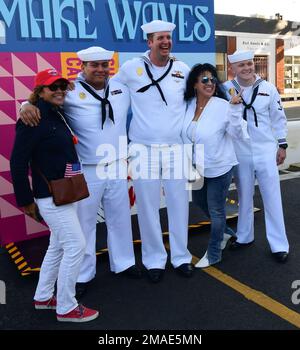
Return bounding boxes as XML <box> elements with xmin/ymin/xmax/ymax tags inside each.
<box><xmin>223</xmin><ymin>76</ymin><xmax>287</xmax><ymax>160</ymax></box>
<box><xmin>64</xmin><ymin>74</ymin><xmax>130</xmax><ymax>165</ymax></box>
<box><xmin>182</xmin><ymin>97</ymin><xmax>247</xmax><ymax>177</ymax></box>
<box><xmin>114</xmin><ymin>51</ymin><xmax>190</xmax><ymax>145</ymax></box>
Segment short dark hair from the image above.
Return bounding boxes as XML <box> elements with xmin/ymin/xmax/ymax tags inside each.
<box><xmin>184</xmin><ymin>63</ymin><xmax>227</xmax><ymax>101</ymax></box>
<box><xmin>147</xmin><ymin>33</ymin><xmax>154</xmax><ymax>41</ymax></box>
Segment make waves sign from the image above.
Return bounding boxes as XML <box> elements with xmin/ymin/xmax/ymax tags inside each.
<box><xmin>0</xmin><ymin>0</ymin><xmax>214</xmax><ymax>52</ymax></box>
<box><xmin>0</xmin><ymin>0</ymin><xmax>214</xmax><ymax>249</ymax></box>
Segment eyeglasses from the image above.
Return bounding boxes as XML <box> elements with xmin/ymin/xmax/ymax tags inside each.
<box><xmin>200</xmin><ymin>76</ymin><xmax>217</xmax><ymax>85</ymax></box>
<box><xmin>46</xmin><ymin>82</ymin><xmax>68</xmax><ymax>92</ymax></box>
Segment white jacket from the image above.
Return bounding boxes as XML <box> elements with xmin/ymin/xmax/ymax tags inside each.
<box><xmin>114</xmin><ymin>51</ymin><xmax>190</xmax><ymax>145</ymax></box>
<box><xmin>182</xmin><ymin>97</ymin><xmax>247</xmax><ymax>176</ymax></box>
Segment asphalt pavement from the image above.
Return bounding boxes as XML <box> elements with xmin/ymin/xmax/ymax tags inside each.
<box><xmin>1</xmin><ymin>174</ymin><xmax>300</xmax><ymax>332</ymax></box>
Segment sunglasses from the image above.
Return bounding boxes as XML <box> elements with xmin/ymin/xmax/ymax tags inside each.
<box><xmin>200</xmin><ymin>76</ymin><xmax>217</xmax><ymax>85</ymax></box>
<box><xmin>46</xmin><ymin>82</ymin><xmax>68</xmax><ymax>92</ymax></box>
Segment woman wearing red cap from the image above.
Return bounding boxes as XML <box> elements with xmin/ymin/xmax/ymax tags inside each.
<box><xmin>10</xmin><ymin>69</ymin><xmax>99</xmax><ymax>323</ymax></box>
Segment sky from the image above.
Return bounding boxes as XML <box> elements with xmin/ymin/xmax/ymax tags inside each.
<box><xmin>214</xmin><ymin>0</ymin><xmax>300</xmax><ymax>22</ymax></box>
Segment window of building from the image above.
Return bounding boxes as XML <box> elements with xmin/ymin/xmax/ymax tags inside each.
<box><xmin>216</xmin><ymin>53</ymin><xmax>227</xmax><ymax>82</ymax></box>
<box><xmin>254</xmin><ymin>56</ymin><xmax>269</xmax><ymax>81</ymax></box>
<box><xmin>284</xmin><ymin>56</ymin><xmax>300</xmax><ymax>91</ymax></box>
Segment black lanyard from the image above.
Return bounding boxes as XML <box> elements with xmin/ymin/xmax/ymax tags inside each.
<box><xmin>137</xmin><ymin>59</ymin><xmax>174</xmax><ymax>105</ymax></box>
<box><xmin>79</xmin><ymin>81</ymin><xmax>114</xmax><ymax>129</ymax></box>
<box><xmin>231</xmin><ymin>79</ymin><xmax>263</xmax><ymax>127</ymax></box>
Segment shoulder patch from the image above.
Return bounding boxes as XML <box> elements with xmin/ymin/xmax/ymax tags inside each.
<box><xmin>136</xmin><ymin>67</ymin><xmax>144</xmax><ymax>76</ymax></box>
<box><xmin>277</xmin><ymin>100</ymin><xmax>283</xmax><ymax>111</ymax></box>
<box><xmin>110</xmin><ymin>89</ymin><xmax>122</xmax><ymax>96</ymax></box>
<box><xmin>171</xmin><ymin>71</ymin><xmax>184</xmax><ymax>79</ymax></box>
<box><xmin>257</xmin><ymin>92</ymin><xmax>270</xmax><ymax>97</ymax></box>
<box><xmin>228</xmin><ymin>88</ymin><xmax>236</xmax><ymax>97</ymax></box>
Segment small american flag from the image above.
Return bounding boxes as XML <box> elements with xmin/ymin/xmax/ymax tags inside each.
<box><xmin>64</xmin><ymin>163</ymin><xmax>82</xmax><ymax>178</ymax></box>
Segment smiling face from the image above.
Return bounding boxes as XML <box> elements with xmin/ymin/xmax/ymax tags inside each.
<box><xmin>82</xmin><ymin>60</ymin><xmax>110</xmax><ymax>90</ymax></box>
<box><xmin>231</xmin><ymin>59</ymin><xmax>255</xmax><ymax>84</ymax></box>
<box><xmin>38</xmin><ymin>79</ymin><xmax>68</xmax><ymax>106</ymax></box>
<box><xmin>148</xmin><ymin>31</ymin><xmax>172</xmax><ymax>64</ymax></box>
<box><xmin>194</xmin><ymin>71</ymin><xmax>216</xmax><ymax>99</ymax></box>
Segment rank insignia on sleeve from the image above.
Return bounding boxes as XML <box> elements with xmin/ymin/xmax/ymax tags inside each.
<box><xmin>79</xmin><ymin>92</ymin><xmax>86</xmax><ymax>99</ymax></box>
<box><xmin>277</xmin><ymin>100</ymin><xmax>283</xmax><ymax>111</ymax></box>
<box><xmin>171</xmin><ymin>71</ymin><xmax>184</xmax><ymax>79</ymax></box>
<box><xmin>136</xmin><ymin>67</ymin><xmax>144</xmax><ymax>76</ymax></box>
<box><xmin>111</xmin><ymin>89</ymin><xmax>122</xmax><ymax>95</ymax></box>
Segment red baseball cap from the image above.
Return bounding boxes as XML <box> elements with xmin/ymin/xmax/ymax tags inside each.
<box><xmin>34</xmin><ymin>69</ymin><xmax>69</xmax><ymax>88</ymax></box>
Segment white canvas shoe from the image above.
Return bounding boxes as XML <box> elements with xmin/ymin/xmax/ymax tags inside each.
<box><xmin>220</xmin><ymin>233</ymin><xmax>233</xmax><ymax>250</ymax></box>
<box><xmin>195</xmin><ymin>251</ymin><xmax>210</xmax><ymax>268</ymax></box>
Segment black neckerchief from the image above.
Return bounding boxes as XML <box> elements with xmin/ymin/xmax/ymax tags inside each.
<box><xmin>231</xmin><ymin>78</ymin><xmax>264</xmax><ymax>127</ymax></box>
<box><xmin>137</xmin><ymin>59</ymin><xmax>174</xmax><ymax>105</ymax></box>
<box><xmin>79</xmin><ymin>81</ymin><xmax>114</xmax><ymax>129</ymax></box>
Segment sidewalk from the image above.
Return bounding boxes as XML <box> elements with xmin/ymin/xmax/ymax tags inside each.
<box><xmin>283</xmin><ymin>100</ymin><xmax>300</xmax><ymax>108</ymax></box>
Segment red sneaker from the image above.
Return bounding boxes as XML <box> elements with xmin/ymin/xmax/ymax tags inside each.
<box><xmin>56</xmin><ymin>304</ymin><xmax>99</xmax><ymax>323</ymax></box>
<box><xmin>34</xmin><ymin>296</ymin><xmax>57</xmax><ymax>310</ymax></box>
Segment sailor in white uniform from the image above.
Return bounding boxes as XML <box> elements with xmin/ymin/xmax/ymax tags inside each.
<box><xmin>224</xmin><ymin>50</ymin><xmax>289</xmax><ymax>262</ymax></box>
<box><xmin>20</xmin><ymin>47</ymin><xmax>141</xmax><ymax>296</ymax></box>
<box><xmin>66</xmin><ymin>47</ymin><xmax>140</xmax><ymax>289</ymax></box>
<box><xmin>114</xmin><ymin>20</ymin><xmax>194</xmax><ymax>282</ymax></box>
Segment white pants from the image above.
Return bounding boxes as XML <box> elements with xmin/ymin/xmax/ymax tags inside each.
<box><xmin>34</xmin><ymin>197</ymin><xmax>86</xmax><ymax>315</ymax></box>
<box><xmin>129</xmin><ymin>144</ymin><xmax>192</xmax><ymax>269</ymax></box>
<box><xmin>234</xmin><ymin>155</ymin><xmax>289</xmax><ymax>252</ymax></box>
<box><xmin>76</xmin><ymin>161</ymin><xmax>135</xmax><ymax>283</ymax></box>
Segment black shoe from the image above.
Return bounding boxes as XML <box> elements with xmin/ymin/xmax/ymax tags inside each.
<box><xmin>147</xmin><ymin>268</ymin><xmax>164</xmax><ymax>283</ymax></box>
<box><xmin>229</xmin><ymin>240</ymin><xmax>254</xmax><ymax>250</ymax></box>
<box><xmin>175</xmin><ymin>263</ymin><xmax>194</xmax><ymax>277</ymax></box>
<box><xmin>75</xmin><ymin>282</ymin><xmax>88</xmax><ymax>300</ymax></box>
<box><xmin>272</xmin><ymin>251</ymin><xmax>288</xmax><ymax>263</ymax></box>
<box><xmin>119</xmin><ymin>265</ymin><xmax>142</xmax><ymax>279</ymax></box>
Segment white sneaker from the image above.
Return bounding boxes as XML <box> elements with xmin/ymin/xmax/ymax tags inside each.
<box><xmin>195</xmin><ymin>252</ymin><xmax>210</xmax><ymax>268</ymax></box>
<box><xmin>220</xmin><ymin>233</ymin><xmax>233</xmax><ymax>250</ymax></box>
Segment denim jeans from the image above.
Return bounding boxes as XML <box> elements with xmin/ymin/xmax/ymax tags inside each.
<box><xmin>192</xmin><ymin>168</ymin><xmax>234</xmax><ymax>264</ymax></box>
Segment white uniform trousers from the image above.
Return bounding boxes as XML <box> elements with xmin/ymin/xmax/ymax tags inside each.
<box><xmin>76</xmin><ymin>161</ymin><xmax>135</xmax><ymax>283</ymax></box>
<box><xmin>129</xmin><ymin>144</ymin><xmax>192</xmax><ymax>269</ymax></box>
<box><xmin>34</xmin><ymin>197</ymin><xmax>86</xmax><ymax>315</ymax></box>
<box><xmin>234</xmin><ymin>155</ymin><xmax>289</xmax><ymax>252</ymax></box>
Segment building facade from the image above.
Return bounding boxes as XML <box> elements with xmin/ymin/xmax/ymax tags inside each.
<box><xmin>215</xmin><ymin>14</ymin><xmax>300</xmax><ymax>99</ymax></box>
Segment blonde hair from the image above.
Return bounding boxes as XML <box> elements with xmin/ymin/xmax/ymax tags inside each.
<box><xmin>28</xmin><ymin>86</ymin><xmax>44</xmax><ymax>105</ymax></box>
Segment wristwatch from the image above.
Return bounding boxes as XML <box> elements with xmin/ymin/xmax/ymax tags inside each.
<box><xmin>279</xmin><ymin>144</ymin><xmax>288</xmax><ymax>150</ymax></box>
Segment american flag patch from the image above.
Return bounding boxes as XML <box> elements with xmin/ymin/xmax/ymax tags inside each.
<box><xmin>64</xmin><ymin>163</ymin><xmax>82</xmax><ymax>178</ymax></box>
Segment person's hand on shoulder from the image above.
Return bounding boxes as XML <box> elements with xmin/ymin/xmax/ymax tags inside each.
<box><xmin>19</xmin><ymin>103</ymin><xmax>41</xmax><ymax>127</ymax></box>
<box><xmin>67</xmin><ymin>81</ymin><xmax>75</xmax><ymax>91</ymax></box>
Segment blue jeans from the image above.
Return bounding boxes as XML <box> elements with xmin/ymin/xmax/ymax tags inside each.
<box><xmin>192</xmin><ymin>168</ymin><xmax>234</xmax><ymax>264</ymax></box>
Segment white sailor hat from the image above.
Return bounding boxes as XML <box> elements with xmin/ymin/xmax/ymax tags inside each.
<box><xmin>228</xmin><ymin>50</ymin><xmax>254</xmax><ymax>64</ymax></box>
<box><xmin>77</xmin><ymin>46</ymin><xmax>114</xmax><ymax>62</ymax></box>
<box><xmin>141</xmin><ymin>20</ymin><xmax>176</xmax><ymax>34</ymax></box>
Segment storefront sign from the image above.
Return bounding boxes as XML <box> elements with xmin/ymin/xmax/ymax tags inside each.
<box><xmin>237</xmin><ymin>37</ymin><xmax>273</xmax><ymax>54</ymax></box>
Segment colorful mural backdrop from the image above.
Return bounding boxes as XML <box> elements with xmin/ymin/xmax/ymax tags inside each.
<box><xmin>0</xmin><ymin>0</ymin><xmax>215</xmax><ymax>246</ymax></box>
